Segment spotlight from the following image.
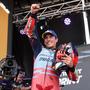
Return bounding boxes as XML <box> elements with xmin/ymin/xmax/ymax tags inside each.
<box><xmin>64</xmin><ymin>18</ymin><xmax>71</xmax><ymax>25</ymax></box>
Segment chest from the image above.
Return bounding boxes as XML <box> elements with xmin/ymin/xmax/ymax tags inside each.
<box><xmin>35</xmin><ymin>48</ymin><xmax>55</xmax><ymax>66</ymax></box>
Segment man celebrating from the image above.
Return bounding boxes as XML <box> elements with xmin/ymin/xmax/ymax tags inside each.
<box><xmin>24</xmin><ymin>4</ymin><xmax>78</xmax><ymax>90</ymax></box>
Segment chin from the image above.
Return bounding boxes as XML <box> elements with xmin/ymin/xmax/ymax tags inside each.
<box><xmin>46</xmin><ymin>45</ymin><xmax>54</xmax><ymax>49</ymax></box>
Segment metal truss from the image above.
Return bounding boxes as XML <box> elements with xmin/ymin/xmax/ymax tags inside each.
<box><xmin>13</xmin><ymin>0</ymin><xmax>90</xmax><ymax>24</ymax></box>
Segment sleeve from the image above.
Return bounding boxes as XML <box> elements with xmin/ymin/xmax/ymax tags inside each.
<box><xmin>24</xmin><ymin>13</ymin><xmax>42</xmax><ymax>57</ymax></box>
<box><xmin>67</xmin><ymin>47</ymin><xmax>78</xmax><ymax>81</ymax></box>
<box><xmin>24</xmin><ymin>15</ymin><xmax>36</xmax><ymax>38</ymax></box>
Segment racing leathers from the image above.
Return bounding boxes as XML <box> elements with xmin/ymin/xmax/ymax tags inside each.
<box><xmin>24</xmin><ymin>14</ymin><xmax>78</xmax><ymax>90</ymax></box>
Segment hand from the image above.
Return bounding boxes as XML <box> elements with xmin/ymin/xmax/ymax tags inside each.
<box><xmin>31</xmin><ymin>4</ymin><xmax>40</xmax><ymax>14</ymax></box>
<box><xmin>61</xmin><ymin>54</ymin><xmax>73</xmax><ymax>68</ymax></box>
<box><xmin>56</xmin><ymin>48</ymin><xmax>66</xmax><ymax>61</ymax></box>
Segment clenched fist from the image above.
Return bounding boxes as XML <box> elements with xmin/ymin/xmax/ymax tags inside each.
<box><xmin>31</xmin><ymin>4</ymin><xmax>40</xmax><ymax>14</ymax></box>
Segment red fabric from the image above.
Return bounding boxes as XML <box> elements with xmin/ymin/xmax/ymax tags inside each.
<box><xmin>67</xmin><ymin>52</ymin><xmax>78</xmax><ymax>81</ymax></box>
<box><xmin>31</xmin><ymin>74</ymin><xmax>60</xmax><ymax>90</ymax></box>
<box><xmin>72</xmin><ymin>55</ymin><xmax>78</xmax><ymax>67</ymax></box>
<box><xmin>68</xmin><ymin>71</ymin><xmax>78</xmax><ymax>81</ymax></box>
<box><xmin>24</xmin><ymin>16</ymin><xmax>35</xmax><ymax>38</ymax></box>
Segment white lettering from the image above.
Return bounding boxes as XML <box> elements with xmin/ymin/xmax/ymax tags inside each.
<box><xmin>59</xmin><ymin>68</ymin><xmax>83</xmax><ymax>86</ymax></box>
<box><xmin>76</xmin><ymin>75</ymin><xmax>82</xmax><ymax>84</ymax></box>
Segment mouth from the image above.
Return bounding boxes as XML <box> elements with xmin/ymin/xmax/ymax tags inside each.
<box><xmin>46</xmin><ymin>42</ymin><xmax>52</xmax><ymax>45</ymax></box>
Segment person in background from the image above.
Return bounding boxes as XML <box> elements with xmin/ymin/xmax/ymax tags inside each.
<box><xmin>24</xmin><ymin>4</ymin><xmax>78</xmax><ymax>90</ymax></box>
<box><xmin>13</xmin><ymin>69</ymin><xmax>31</xmax><ymax>90</ymax></box>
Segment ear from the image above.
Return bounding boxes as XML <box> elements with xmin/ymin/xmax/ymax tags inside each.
<box><xmin>56</xmin><ymin>38</ymin><xmax>58</xmax><ymax>43</ymax></box>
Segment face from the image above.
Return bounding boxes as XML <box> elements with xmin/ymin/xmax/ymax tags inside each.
<box><xmin>44</xmin><ymin>34</ymin><xmax>58</xmax><ymax>49</ymax></box>
<box><xmin>16</xmin><ymin>71</ymin><xmax>25</xmax><ymax>82</ymax></box>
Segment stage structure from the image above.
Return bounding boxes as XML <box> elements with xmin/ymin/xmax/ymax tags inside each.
<box><xmin>13</xmin><ymin>0</ymin><xmax>90</xmax><ymax>23</ymax></box>
<box><xmin>13</xmin><ymin>0</ymin><xmax>90</xmax><ymax>45</ymax></box>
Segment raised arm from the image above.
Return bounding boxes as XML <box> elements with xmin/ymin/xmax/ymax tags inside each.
<box><xmin>24</xmin><ymin>4</ymin><xmax>41</xmax><ymax>57</ymax></box>
<box><xmin>24</xmin><ymin>4</ymin><xmax>40</xmax><ymax>38</ymax></box>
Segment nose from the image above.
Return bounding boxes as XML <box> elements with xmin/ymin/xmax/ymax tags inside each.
<box><xmin>46</xmin><ymin>37</ymin><xmax>52</xmax><ymax>42</ymax></box>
